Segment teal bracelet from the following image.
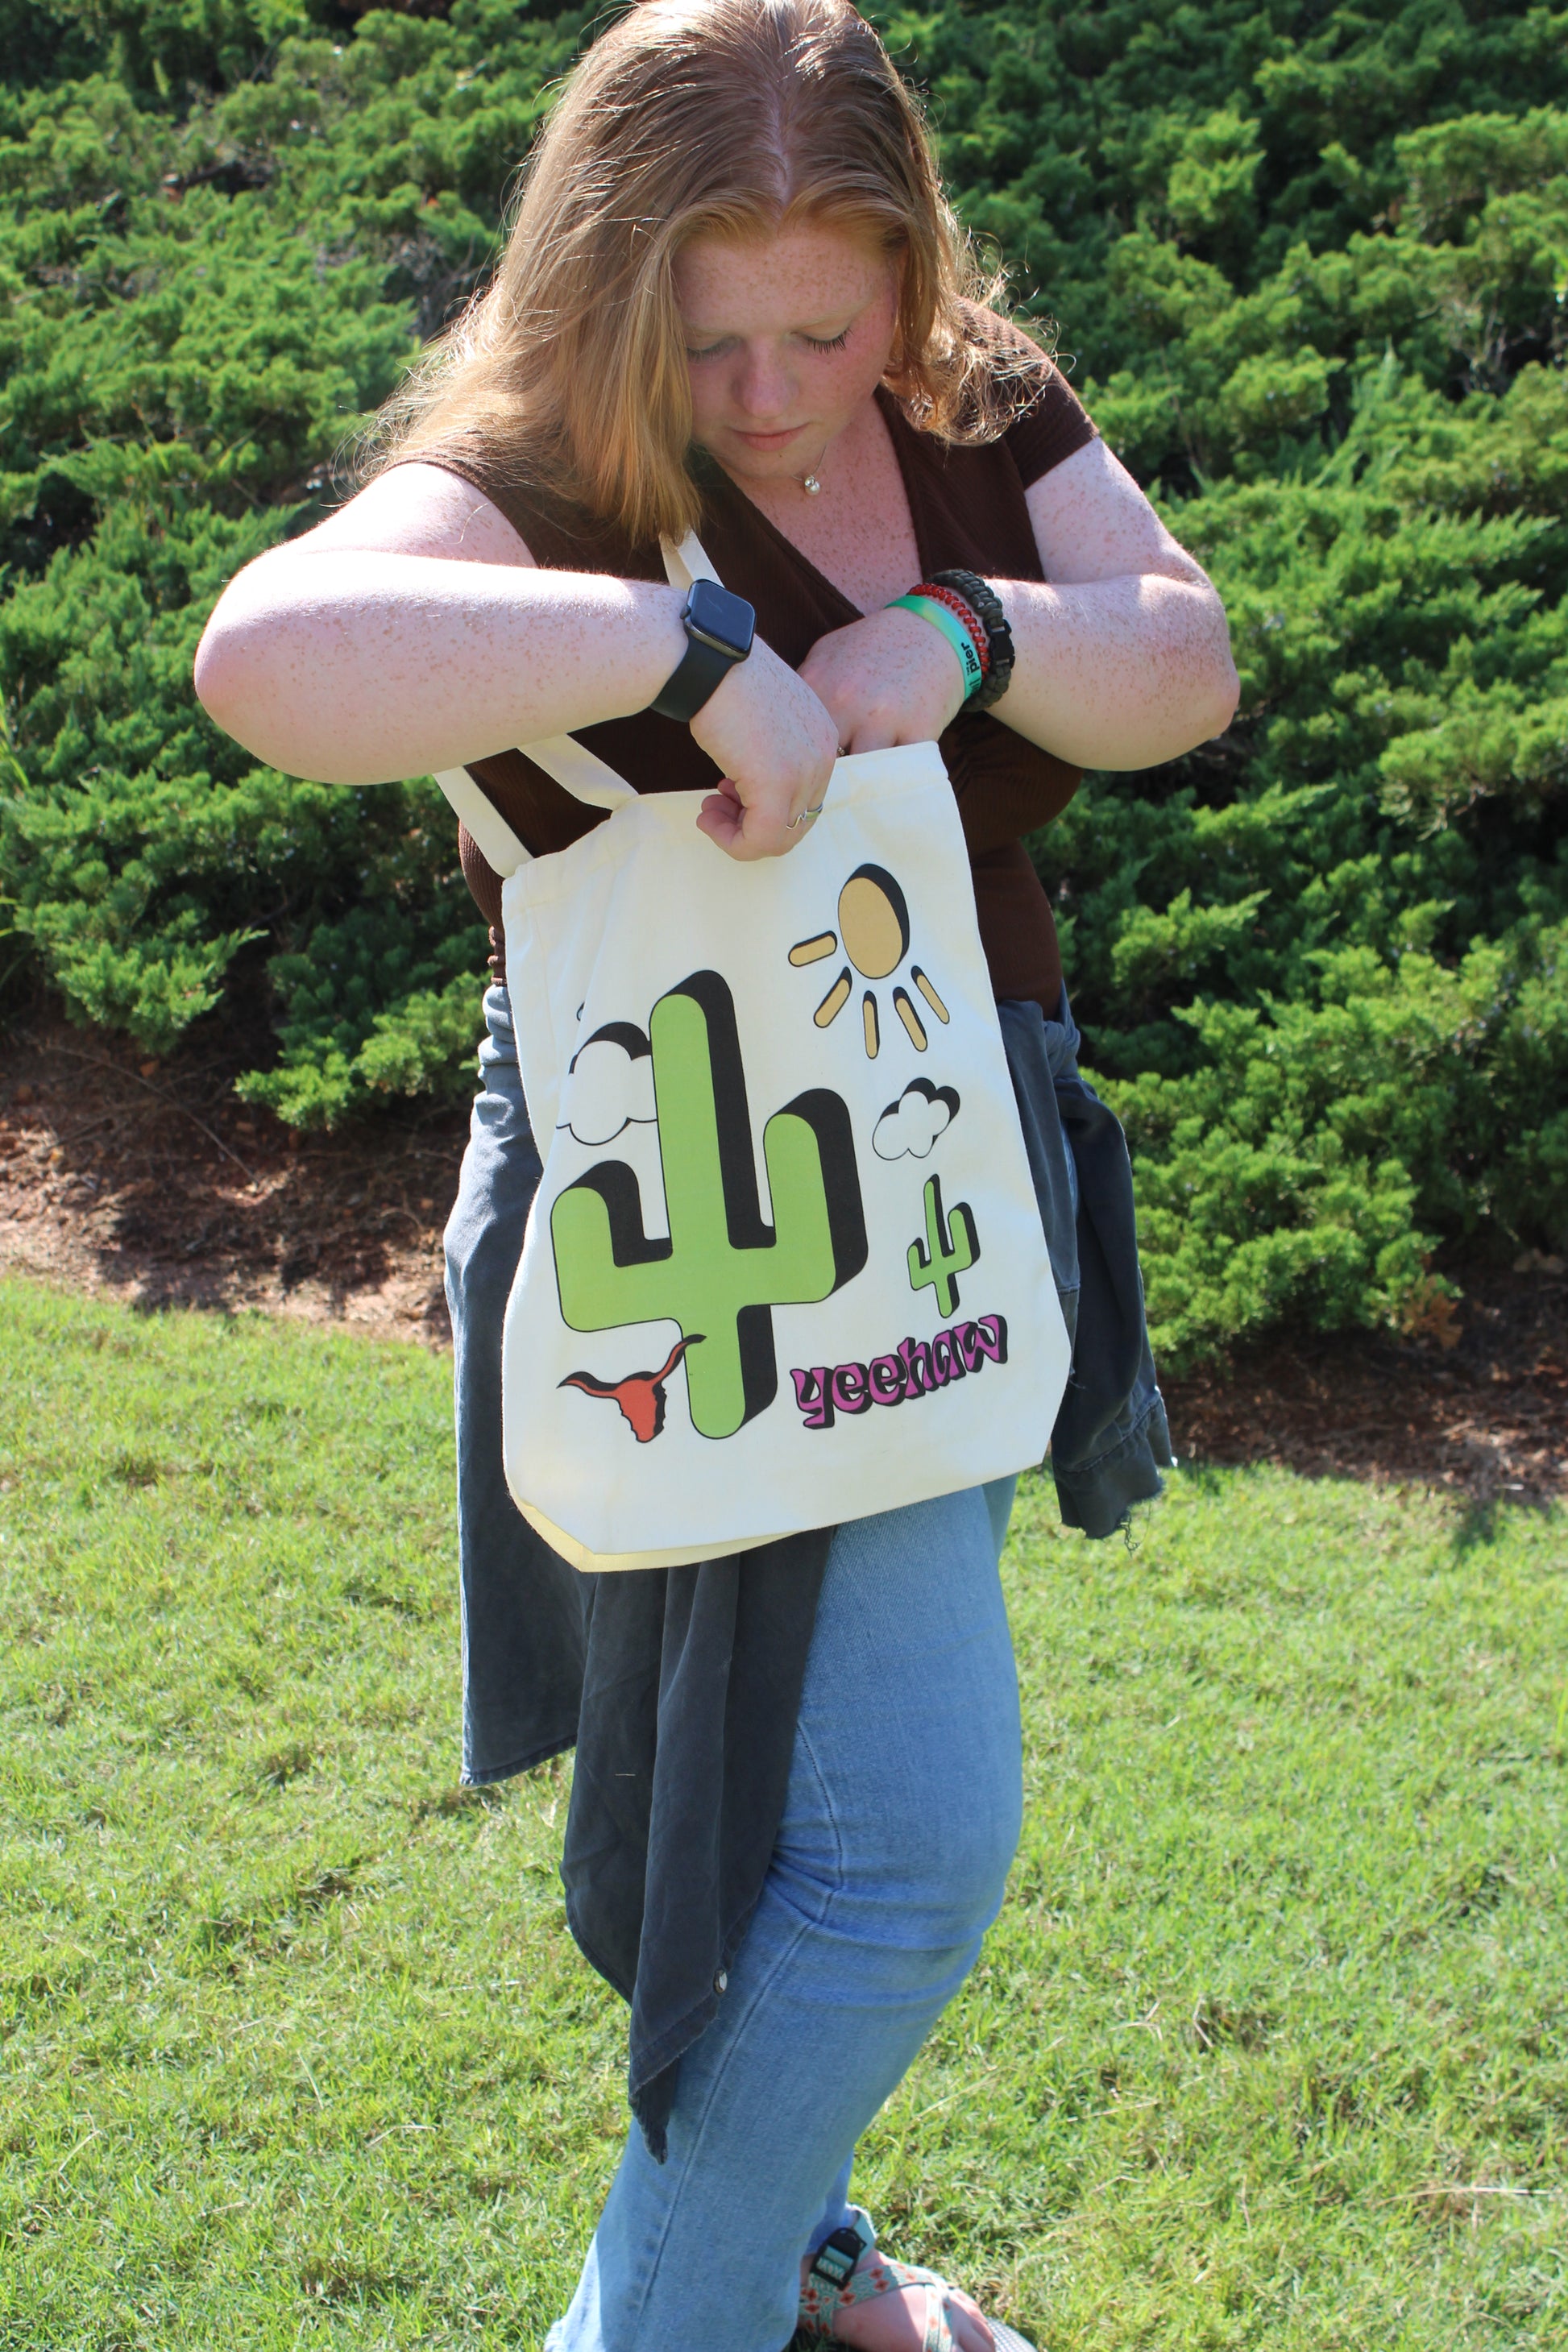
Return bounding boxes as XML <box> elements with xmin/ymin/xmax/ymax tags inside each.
<box><xmin>886</xmin><ymin>593</ymin><xmax>984</xmax><ymax>699</ymax></box>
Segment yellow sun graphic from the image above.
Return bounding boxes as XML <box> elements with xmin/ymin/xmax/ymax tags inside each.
<box><xmin>788</xmin><ymin>864</ymin><xmax>950</xmax><ymax>1058</ymax></box>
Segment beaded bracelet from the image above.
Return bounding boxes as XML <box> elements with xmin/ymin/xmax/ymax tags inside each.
<box><xmin>886</xmin><ymin>591</ymin><xmax>985</xmax><ymax>699</ymax></box>
<box><xmin>886</xmin><ymin>574</ymin><xmax>1014</xmax><ymax>711</ymax></box>
<box><xmin>927</xmin><ymin>569</ymin><xmax>1015</xmax><ymax>711</ymax></box>
<box><xmin>913</xmin><ymin>582</ymin><xmax>990</xmax><ymax>678</ymax></box>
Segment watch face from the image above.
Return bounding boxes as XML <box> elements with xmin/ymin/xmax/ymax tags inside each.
<box><xmin>685</xmin><ymin>578</ymin><xmax>754</xmax><ymax>659</ymax></box>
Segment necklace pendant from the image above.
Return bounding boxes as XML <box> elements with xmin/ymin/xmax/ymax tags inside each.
<box><xmin>803</xmin><ymin>473</ymin><xmax>822</xmax><ymax>496</ymax></box>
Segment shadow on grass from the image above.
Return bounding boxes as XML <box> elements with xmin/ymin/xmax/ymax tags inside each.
<box><xmin>1446</xmin><ymin>1489</ymin><xmax>1550</xmax><ymax>1555</ymax></box>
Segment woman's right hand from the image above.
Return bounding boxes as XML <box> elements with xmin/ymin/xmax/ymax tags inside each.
<box><xmin>689</xmin><ymin>635</ymin><xmax>839</xmax><ymax>861</ymax></box>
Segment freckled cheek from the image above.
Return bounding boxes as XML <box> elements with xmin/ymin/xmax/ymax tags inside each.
<box><xmin>685</xmin><ymin>369</ymin><xmax>733</xmax><ymax>440</ymax></box>
<box><xmin>826</xmin><ymin>345</ymin><xmax>895</xmax><ymax>417</ymax></box>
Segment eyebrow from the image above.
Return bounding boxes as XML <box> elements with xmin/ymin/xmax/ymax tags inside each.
<box><xmin>683</xmin><ymin>303</ymin><xmax>862</xmax><ymax>340</ymax></box>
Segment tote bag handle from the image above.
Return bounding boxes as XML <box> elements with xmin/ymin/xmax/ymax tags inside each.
<box><xmin>432</xmin><ymin>531</ymin><xmax>723</xmax><ymax>875</ymax></box>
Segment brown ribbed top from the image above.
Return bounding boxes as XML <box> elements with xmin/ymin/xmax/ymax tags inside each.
<box><xmin>434</xmin><ymin>354</ymin><xmax>1094</xmax><ymax>1016</ymax></box>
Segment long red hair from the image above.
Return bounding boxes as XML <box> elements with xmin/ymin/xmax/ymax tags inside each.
<box><xmin>366</xmin><ymin>0</ymin><xmax>1037</xmax><ymax>542</ymax></box>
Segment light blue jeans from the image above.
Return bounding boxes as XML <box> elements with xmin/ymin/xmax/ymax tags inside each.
<box><xmin>545</xmin><ymin>1474</ymin><xmax>1022</xmax><ymax>2350</ymax></box>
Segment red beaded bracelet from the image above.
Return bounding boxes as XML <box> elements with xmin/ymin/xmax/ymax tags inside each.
<box><xmin>909</xmin><ymin>580</ymin><xmax>989</xmax><ymax>674</ymax></box>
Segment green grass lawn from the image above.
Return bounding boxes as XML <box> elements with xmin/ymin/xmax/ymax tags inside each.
<box><xmin>2</xmin><ymin>1276</ymin><xmax>1564</xmax><ymax>2350</ymax></box>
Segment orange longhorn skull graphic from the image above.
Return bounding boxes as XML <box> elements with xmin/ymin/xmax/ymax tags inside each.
<box><xmin>558</xmin><ymin>1334</ymin><xmax>706</xmax><ymax>1442</ymax></box>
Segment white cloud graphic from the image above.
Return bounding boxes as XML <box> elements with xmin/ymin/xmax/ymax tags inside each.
<box><xmin>873</xmin><ymin>1079</ymin><xmax>960</xmax><ymax>1161</ymax></box>
<box><xmin>558</xmin><ymin>1024</ymin><xmax>656</xmax><ymax>1147</ymax></box>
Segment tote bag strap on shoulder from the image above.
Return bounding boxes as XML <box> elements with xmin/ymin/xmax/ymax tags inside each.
<box><xmin>432</xmin><ymin>531</ymin><xmax>722</xmax><ymax>877</ymax></box>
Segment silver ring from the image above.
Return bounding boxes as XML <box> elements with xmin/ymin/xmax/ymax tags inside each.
<box><xmin>786</xmin><ymin>803</ymin><xmax>826</xmax><ymax>831</ymax></box>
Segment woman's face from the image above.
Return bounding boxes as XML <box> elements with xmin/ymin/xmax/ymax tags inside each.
<box><xmin>674</xmin><ymin>220</ymin><xmax>899</xmax><ymax>486</ymax></box>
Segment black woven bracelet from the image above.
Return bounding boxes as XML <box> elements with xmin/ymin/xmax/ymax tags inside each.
<box><xmin>927</xmin><ymin>568</ymin><xmax>1015</xmax><ymax>712</ymax></box>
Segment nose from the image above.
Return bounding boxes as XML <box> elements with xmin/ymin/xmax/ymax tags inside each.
<box><xmin>731</xmin><ymin>340</ymin><xmax>796</xmax><ymax>421</ymax></box>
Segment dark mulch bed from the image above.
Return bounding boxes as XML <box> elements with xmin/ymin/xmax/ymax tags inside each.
<box><xmin>1160</xmin><ymin>1270</ymin><xmax>1566</xmax><ymax>1512</ymax></box>
<box><xmin>0</xmin><ymin>1012</ymin><xmax>466</xmax><ymax>1342</ymax></box>
<box><xmin>2</xmin><ymin>1010</ymin><xmax>1563</xmax><ymax>1506</ymax></box>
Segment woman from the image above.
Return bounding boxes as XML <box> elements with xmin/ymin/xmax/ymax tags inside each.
<box><xmin>196</xmin><ymin>2</ymin><xmax>1238</xmax><ymax>2343</ymax></box>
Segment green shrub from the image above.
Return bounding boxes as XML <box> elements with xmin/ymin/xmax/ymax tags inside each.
<box><xmin>2</xmin><ymin>0</ymin><xmax>1565</xmax><ymax>1361</ymax></box>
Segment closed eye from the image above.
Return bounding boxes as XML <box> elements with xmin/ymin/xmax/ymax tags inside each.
<box><xmin>683</xmin><ymin>321</ymin><xmax>857</xmax><ymax>361</ymax></box>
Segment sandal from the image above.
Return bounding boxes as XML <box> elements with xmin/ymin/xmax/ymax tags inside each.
<box><xmin>796</xmin><ymin>2211</ymin><xmax>1037</xmax><ymax>2352</ymax></box>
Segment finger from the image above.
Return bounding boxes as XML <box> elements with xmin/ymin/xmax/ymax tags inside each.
<box><xmin>695</xmin><ymin>791</ymin><xmax>744</xmax><ymax>848</ymax></box>
<box><xmin>749</xmin><ymin>772</ymin><xmax>819</xmax><ymax>840</ymax></box>
<box><xmin>724</xmin><ymin>825</ymin><xmax>791</xmax><ymax>861</ymax></box>
<box><xmin>695</xmin><ymin>778</ymin><xmax>745</xmax><ymax>824</ymax></box>
<box><xmin>948</xmin><ymin>2296</ymin><xmax>993</xmax><ymax>2352</ymax></box>
<box><xmin>840</xmin><ymin>716</ymin><xmax>899</xmax><ymax>756</ymax></box>
<box><xmin>737</xmin><ymin>803</ymin><xmax>798</xmax><ymax>859</ymax></box>
<box><xmin>701</xmin><ymin>793</ymin><xmax>793</xmax><ymax>861</ymax></box>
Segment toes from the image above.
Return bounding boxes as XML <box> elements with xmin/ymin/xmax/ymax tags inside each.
<box><xmin>944</xmin><ymin>2290</ymin><xmax>993</xmax><ymax>2352</ymax></box>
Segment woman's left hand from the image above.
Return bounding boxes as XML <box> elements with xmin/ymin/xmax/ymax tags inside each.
<box><xmin>797</xmin><ymin>606</ymin><xmax>969</xmax><ymax>754</ymax></box>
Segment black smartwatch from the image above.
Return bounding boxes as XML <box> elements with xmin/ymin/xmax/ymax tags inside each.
<box><xmin>649</xmin><ymin>578</ymin><xmax>755</xmax><ymax>722</ymax></box>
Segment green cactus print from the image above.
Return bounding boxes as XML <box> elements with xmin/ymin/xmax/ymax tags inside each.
<box><xmin>907</xmin><ymin>1172</ymin><xmax>980</xmax><ymax>1319</ymax></box>
<box><xmin>551</xmin><ymin>971</ymin><xmax>867</xmax><ymax>1440</ymax></box>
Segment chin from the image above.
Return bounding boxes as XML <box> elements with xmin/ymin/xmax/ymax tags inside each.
<box><xmin>720</xmin><ymin>444</ymin><xmax>810</xmax><ymax>480</ymax></box>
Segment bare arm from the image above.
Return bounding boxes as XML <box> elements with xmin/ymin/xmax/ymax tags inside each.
<box><xmin>193</xmin><ymin>465</ymin><xmax>690</xmax><ymax>785</ymax></box>
<box><xmin>1000</xmin><ymin>437</ymin><xmax>1239</xmax><ymax>767</ymax></box>
<box><xmin>799</xmin><ymin>438</ymin><xmax>1239</xmax><ymax>769</ymax></box>
<box><xmin>193</xmin><ymin>463</ymin><xmax>836</xmax><ymax>856</ymax></box>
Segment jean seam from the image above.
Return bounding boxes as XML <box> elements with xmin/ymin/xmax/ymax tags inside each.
<box><xmin>610</xmin><ymin>1702</ymin><xmax>848</xmax><ymax>2340</ymax></box>
<box><xmin>615</xmin><ymin>1902</ymin><xmax>820</xmax><ymax>2343</ymax></box>
<box><xmin>781</xmin><ymin>1710</ymin><xmax>849</xmax><ymax>1919</ymax></box>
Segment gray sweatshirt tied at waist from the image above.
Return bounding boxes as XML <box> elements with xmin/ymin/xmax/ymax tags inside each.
<box><xmin>443</xmin><ymin>983</ymin><xmax>1169</xmax><ymax>2157</ymax></box>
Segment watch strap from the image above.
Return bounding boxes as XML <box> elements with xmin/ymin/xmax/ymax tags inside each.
<box><xmin>650</xmin><ymin>628</ymin><xmax>745</xmax><ymax>723</ymax></box>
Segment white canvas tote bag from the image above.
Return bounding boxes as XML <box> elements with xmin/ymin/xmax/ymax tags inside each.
<box><xmin>435</xmin><ymin>535</ymin><xmax>1070</xmax><ymax>1573</ymax></box>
